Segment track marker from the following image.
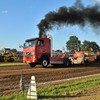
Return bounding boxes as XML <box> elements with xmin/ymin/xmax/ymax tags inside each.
<box><xmin>27</xmin><ymin>76</ymin><xmax>37</xmax><ymax>99</ymax></box>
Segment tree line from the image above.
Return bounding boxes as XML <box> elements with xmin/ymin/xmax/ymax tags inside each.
<box><xmin>66</xmin><ymin>36</ymin><xmax>100</xmax><ymax>52</ymax></box>
<box><xmin>11</xmin><ymin>49</ymin><xmax>22</xmax><ymax>54</ymax></box>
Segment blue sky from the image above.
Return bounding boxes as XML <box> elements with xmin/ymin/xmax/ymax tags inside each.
<box><xmin>0</xmin><ymin>0</ymin><xmax>100</xmax><ymax>51</ymax></box>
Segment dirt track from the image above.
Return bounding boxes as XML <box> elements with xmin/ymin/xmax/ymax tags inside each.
<box><xmin>0</xmin><ymin>63</ymin><xmax>100</xmax><ymax>95</ymax></box>
<box><xmin>0</xmin><ymin>60</ymin><xmax>23</xmax><ymax>64</ymax></box>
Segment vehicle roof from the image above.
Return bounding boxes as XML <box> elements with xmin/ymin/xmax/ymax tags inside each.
<box><xmin>25</xmin><ymin>37</ymin><xmax>50</xmax><ymax>42</ymax></box>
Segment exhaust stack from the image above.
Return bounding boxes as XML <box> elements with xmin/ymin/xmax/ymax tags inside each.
<box><xmin>47</xmin><ymin>35</ymin><xmax>53</xmax><ymax>57</ymax></box>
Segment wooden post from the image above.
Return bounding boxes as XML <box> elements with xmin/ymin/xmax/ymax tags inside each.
<box><xmin>20</xmin><ymin>71</ymin><xmax>25</xmax><ymax>97</ymax></box>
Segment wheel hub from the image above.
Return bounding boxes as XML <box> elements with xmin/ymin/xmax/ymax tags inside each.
<box><xmin>43</xmin><ymin>60</ymin><xmax>47</xmax><ymax>66</ymax></box>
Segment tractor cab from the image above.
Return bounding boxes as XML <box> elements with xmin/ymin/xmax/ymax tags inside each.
<box><xmin>4</xmin><ymin>48</ymin><xmax>11</xmax><ymax>54</ymax></box>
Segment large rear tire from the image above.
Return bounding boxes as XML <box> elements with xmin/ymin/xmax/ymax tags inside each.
<box><xmin>41</xmin><ymin>58</ymin><xmax>49</xmax><ymax>68</ymax></box>
<box><xmin>29</xmin><ymin>63</ymin><xmax>36</xmax><ymax>67</ymax></box>
<box><xmin>63</xmin><ymin>58</ymin><xmax>70</xmax><ymax>67</ymax></box>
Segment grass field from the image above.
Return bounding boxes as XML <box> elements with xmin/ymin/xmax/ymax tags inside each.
<box><xmin>0</xmin><ymin>63</ymin><xmax>27</xmax><ymax>66</ymax></box>
<box><xmin>0</xmin><ymin>76</ymin><xmax>100</xmax><ymax>100</ymax></box>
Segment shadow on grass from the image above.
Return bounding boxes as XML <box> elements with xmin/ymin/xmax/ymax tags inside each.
<box><xmin>38</xmin><ymin>95</ymin><xmax>74</xmax><ymax>99</ymax></box>
<box><xmin>37</xmin><ymin>89</ymin><xmax>94</xmax><ymax>99</ymax></box>
<box><xmin>38</xmin><ymin>93</ymin><xmax>84</xmax><ymax>99</ymax></box>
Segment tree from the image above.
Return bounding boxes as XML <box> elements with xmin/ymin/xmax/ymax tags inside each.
<box><xmin>81</xmin><ymin>40</ymin><xmax>90</xmax><ymax>51</ymax></box>
<box><xmin>66</xmin><ymin>36</ymin><xmax>81</xmax><ymax>52</ymax></box>
<box><xmin>11</xmin><ymin>48</ymin><xmax>17</xmax><ymax>53</ymax></box>
<box><xmin>90</xmin><ymin>42</ymin><xmax>99</xmax><ymax>52</ymax></box>
<box><xmin>81</xmin><ymin>40</ymin><xmax>99</xmax><ymax>52</ymax></box>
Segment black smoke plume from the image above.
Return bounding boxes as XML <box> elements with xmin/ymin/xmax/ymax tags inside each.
<box><xmin>37</xmin><ymin>0</ymin><xmax>100</xmax><ymax>37</ymax></box>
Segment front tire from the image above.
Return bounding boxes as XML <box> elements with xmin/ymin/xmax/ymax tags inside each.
<box><xmin>29</xmin><ymin>63</ymin><xmax>36</xmax><ymax>67</ymax></box>
<box><xmin>41</xmin><ymin>58</ymin><xmax>49</xmax><ymax>68</ymax></box>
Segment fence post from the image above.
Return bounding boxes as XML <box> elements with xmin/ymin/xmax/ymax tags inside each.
<box><xmin>20</xmin><ymin>71</ymin><xmax>25</xmax><ymax>97</ymax></box>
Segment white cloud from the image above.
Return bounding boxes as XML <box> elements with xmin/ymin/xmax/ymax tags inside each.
<box><xmin>2</xmin><ymin>11</ymin><xmax>8</xmax><ymax>13</ymax></box>
<box><xmin>93</xmin><ymin>0</ymin><xmax>100</xmax><ymax>3</ymax></box>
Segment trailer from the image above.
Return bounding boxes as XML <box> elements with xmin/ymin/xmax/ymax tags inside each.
<box><xmin>50</xmin><ymin>52</ymin><xmax>84</xmax><ymax>66</ymax></box>
<box><xmin>50</xmin><ymin>51</ymin><xmax>99</xmax><ymax>66</ymax></box>
<box><xmin>50</xmin><ymin>54</ymin><xmax>71</xmax><ymax>67</ymax></box>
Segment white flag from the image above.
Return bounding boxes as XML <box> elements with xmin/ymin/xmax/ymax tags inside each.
<box><xmin>62</xmin><ymin>46</ymin><xmax>65</xmax><ymax>53</ymax></box>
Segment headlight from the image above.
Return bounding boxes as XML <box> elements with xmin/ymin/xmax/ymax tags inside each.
<box><xmin>31</xmin><ymin>52</ymin><xmax>34</xmax><ymax>55</ymax></box>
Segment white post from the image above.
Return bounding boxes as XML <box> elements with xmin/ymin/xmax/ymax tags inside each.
<box><xmin>27</xmin><ymin>76</ymin><xmax>37</xmax><ymax>99</ymax></box>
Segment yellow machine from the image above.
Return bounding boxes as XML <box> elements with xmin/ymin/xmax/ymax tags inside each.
<box><xmin>84</xmin><ymin>52</ymin><xmax>96</xmax><ymax>62</ymax></box>
<box><xmin>0</xmin><ymin>48</ymin><xmax>17</xmax><ymax>62</ymax></box>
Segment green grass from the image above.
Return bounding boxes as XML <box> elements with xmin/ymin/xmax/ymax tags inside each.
<box><xmin>0</xmin><ymin>63</ymin><xmax>28</xmax><ymax>66</ymax></box>
<box><xmin>1</xmin><ymin>76</ymin><xmax>100</xmax><ymax>100</ymax></box>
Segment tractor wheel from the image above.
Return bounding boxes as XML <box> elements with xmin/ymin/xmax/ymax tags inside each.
<box><xmin>8</xmin><ymin>58</ymin><xmax>14</xmax><ymax>62</ymax></box>
<box><xmin>0</xmin><ymin>59</ymin><xmax>3</xmax><ymax>62</ymax></box>
<box><xmin>41</xmin><ymin>58</ymin><xmax>49</xmax><ymax>68</ymax></box>
<box><xmin>63</xmin><ymin>59</ymin><xmax>70</xmax><ymax>67</ymax></box>
<box><xmin>0</xmin><ymin>56</ymin><xmax>4</xmax><ymax>62</ymax></box>
<box><xmin>0</xmin><ymin>59</ymin><xmax>4</xmax><ymax>62</ymax></box>
<box><xmin>29</xmin><ymin>63</ymin><xmax>36</xmax><ymax>67</ymax></box>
